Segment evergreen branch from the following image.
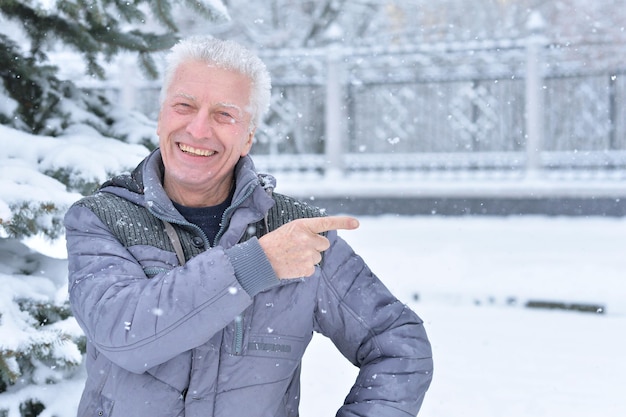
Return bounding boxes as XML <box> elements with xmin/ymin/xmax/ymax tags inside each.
<box><xmin>56</xmin><ymin>0</ymin><xmax>82</xmax><ymax>21</ymax></box>
<box><xmin>137</xmin><ymin>52</ymin><xmax>159</xmax><ymax>79</ymax></box>
<box><xmin>0</xmin><ymin>354</ymin><xmax>21</xmax><ymax>385</ymax></box>
<box><xmin>16</xmin><ymin>299</ymin><xmax>74</xmax><ymax>325</ymax></box>
<box><xmin>89</xmin><ymin>27</ymin><xmax>177</xmax><ymax>54</ymax></box>
<box><xmin>136</xmin><ymin>31</ymin><xmax>180</xmax><ymax>51</ymax></box>
<box><xmin>2</xmin><ymin>201</ymin><xmax>64</xmax><ymax>239</ymax></box>
<box><xmin>0</xmin><ymin>0</ymin><xmax>223</xmax><ymax>135</ymax></box>
<box><xmin>80</xmin><ymin>0</ymin><xmax>108</xmax><ymax>27</ymax></box>
<box><xmin>111</xmin><ymin>0</ymin><xmax>147</xmax><ymax>23</ymax></box>
<box><xmin>0</xmin><ymin>1</ymin><xmax>102</xmax><ymax>55</ymax></box>
<box><xmin>148</xmin><ymin>0</ymin><xmax>178</xmax><ymax>31</ymax></box>
<box><xmin>182</xmin><ymin>0</ymin><xmax>230</xmax><ymax>23</ymax></box>
<box><xmin>0</xmin><ymin>34</ymin><xmax>66</xmax><ymax>131</ymax></box>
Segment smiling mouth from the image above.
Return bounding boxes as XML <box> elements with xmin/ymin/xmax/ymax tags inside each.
<box><xmin>178</xmin><ymin>143</ymin><xmax>216</xmax><ymax>157</ymax></box>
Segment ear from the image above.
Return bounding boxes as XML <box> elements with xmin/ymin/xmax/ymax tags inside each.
<box><xmin>156</xmin><ymin>110</ymin><xmax>163</xmax><ymax>136</ymax></box>
<box><xmin>241</xmin><ymin>127</ymin><xmax>256</xmax><ymax>156</ymax></box>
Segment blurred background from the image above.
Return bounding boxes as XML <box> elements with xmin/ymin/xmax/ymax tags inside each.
<box><xmin>0</xmin><ymin>1</ymin><xmax>625</xmax><ymax>416</ymax></box>
<box><xmin>53</xmin><ymin>0</ymin><xmax>626</xmax><ymax>215</ymax></box>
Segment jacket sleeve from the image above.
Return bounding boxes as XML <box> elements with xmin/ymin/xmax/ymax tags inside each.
<box><xmin>313</xmin><ymin>231</ymin><xmax>433</xmax><ymax>417</ymax></box>
<box><xmin>64</xmin><ymin>203</ymin><xmax>278</xmax><ymax>374</ymax></box>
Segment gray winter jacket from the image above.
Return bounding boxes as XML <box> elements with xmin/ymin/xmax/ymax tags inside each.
<box><xmin>64</xmin><ymin>149</ymin><xmax>433</xmax><ymax>417</ymax></box>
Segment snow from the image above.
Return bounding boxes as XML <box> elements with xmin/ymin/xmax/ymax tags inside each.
<box><xmin>1</xmin><ymin>3</ymin><xmax>625</xmax><ymax>413</ymax></box>
<box><xmin>300</xmin><ymin>215</ymin><xmax>626</xmax><ymax>417</ymax></box>
<box><xmin>3</xmin><ymin>215</ymin><xmax>625</xmax><ymax>416</ymax></box>
<box><xmin>0</xmin><ymin>123</ymin><xmax>149</xmax><ymax>232</ymax></box>
<box><xmin>0</xmin><ymin>123</ymin><xmax>149</xmax><ymax>184</ymax></box>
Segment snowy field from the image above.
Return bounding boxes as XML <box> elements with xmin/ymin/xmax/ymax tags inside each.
<box><xmin>299</xmin><ymin>215</ymin><xmax>626</xmax><ymax>417</ymax></box>
<box><xmin>22</xmin><ymin>214</ymin><xmax>626</xmax><ymax>416</ymax></box>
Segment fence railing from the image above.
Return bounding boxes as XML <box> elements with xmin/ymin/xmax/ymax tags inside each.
<box><xmin>79</xmin><ymin>33</ymin><xmax>626</xmax><ymax>181</ymax></box>
<box><xmin>250</xmin><ymin>36</ymin><xmax>626</xmax><ymax>180</ymax></box>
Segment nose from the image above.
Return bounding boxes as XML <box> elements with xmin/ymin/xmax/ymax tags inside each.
<box><xmin>185</xmin><ymin>112</ymin><xmax>213</xmax><ymax>139</ymax></box>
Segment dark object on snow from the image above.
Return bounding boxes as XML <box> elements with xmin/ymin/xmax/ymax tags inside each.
<box><xmin>525</xmin><ymin>300</ymin><xmax>605</xmax><ymax>314</ymax></box>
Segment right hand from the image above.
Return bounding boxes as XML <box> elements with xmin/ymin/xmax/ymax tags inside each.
<box><xmin>258</xmin><ymin>216</ymin><xmax>359</xmax><ymax>279</ymax></box>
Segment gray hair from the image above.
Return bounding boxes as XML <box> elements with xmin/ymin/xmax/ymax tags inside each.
<box><xmin>160</xmin><ymin>36</ymin><xmax>272</xmax><ymax>130</ymax></box>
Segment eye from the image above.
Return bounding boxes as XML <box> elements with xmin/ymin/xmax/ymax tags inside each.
<box><xmin>215</xmin><ymin>111</ymin><xmax>236</xmax><ymax>124</ymax></box>
<box><xmin>172</xmin><ymin>102</ymin><xmax>194</xmax><ymax>113</ymax></box>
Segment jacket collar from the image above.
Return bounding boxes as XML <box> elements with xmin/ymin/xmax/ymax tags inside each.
<box><xmin>100</xmin><ymin>148</ymin><xmax>276</xmax><ymax>226</ymax></box>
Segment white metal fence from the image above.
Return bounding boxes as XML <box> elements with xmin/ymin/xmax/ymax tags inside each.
<box><xmin>93</xmin><ymin>34</ymin><xmax>626</xmax><ymax>181</ymax></box>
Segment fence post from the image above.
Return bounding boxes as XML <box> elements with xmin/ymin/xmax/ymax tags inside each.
<box><xmin>524</xmin><ymin>12</ymin><xmax>547</xmax><ymax>178</ymax></box>
<box><xmin>324</xmin><ymin>45</ymin><xmax>346</xmax><ymax>178</ymax></box>
<box><xmin>119</xmin><ymin>53</ymin><xmax>137</xmax><ymax>112</ymax></box>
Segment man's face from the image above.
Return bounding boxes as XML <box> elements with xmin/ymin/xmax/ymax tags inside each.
<box><xmin>157</xmin><ymin>60</ymin><xmax>255</xmax><ymax>206</ymax></box>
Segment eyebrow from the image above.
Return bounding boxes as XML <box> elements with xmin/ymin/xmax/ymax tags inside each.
<box><xmin>173</xmin><ymin>92</ymin><xmax>197</xmax><ymax>101</ymax></box>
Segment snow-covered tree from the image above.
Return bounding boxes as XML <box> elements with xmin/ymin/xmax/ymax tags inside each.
<box><xmin>194</xmin><ymin>0</ymin><xmax>384</xmax><ymax>48</ymax></box>
<box><xmin>198</xmin><ymin>0</ymin><xmax>626</xmax><ymax>49</ymax></box>
<box><xmin>0</xmin><ymin>1</ymin><xmax>228</xmax><ymax>416</ymax></box>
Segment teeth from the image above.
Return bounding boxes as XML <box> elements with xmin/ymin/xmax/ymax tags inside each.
<box><xmin>179</xmin><ymin>143</ymin><xmax>215</xmax><ymax>157</ymax></box>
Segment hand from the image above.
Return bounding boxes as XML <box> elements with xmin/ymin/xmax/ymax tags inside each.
<box><xmin>258</xmin><ymin>216</ymin><xmax>359</xmax><ymax>279</ymax></box>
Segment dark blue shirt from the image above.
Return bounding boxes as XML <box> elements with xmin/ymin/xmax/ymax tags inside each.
<box><xmin>173</xmin><ymin>191</ymin><xmax>233</xmax><ymax>246</ymax></box>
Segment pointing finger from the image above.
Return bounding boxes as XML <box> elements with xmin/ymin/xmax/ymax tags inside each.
<box><xmin>303</xmin><ymin>216</ymin><xmax>360</xmax><ymax>234</ymax></box>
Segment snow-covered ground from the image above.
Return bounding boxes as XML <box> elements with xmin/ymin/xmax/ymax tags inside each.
<box><xmin>299</xmin><ymin>215</ymin><xmax>626</xmax><ymax>417</ymax></box>
<box><xmin>21</xmin><ymin>214</ymin><xmax>626</xmax><ymax>416</ymax></box>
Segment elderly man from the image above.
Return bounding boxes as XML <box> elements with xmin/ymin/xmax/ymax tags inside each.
<box><xmin>64</xmin><ymin>36</ymin><xmax>432</xmax><ymax>417</ymax></box>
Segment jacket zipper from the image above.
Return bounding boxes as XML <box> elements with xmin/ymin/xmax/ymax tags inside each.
<box><xmin>225</xmin><ymin>182</ymin><xmax>258</xmax><ymax>356</ymax></box>
<box><xmin>149</xmin><ymin>179</ymin><xmax>258</xmax><ymax>357</ymax></box>
<box><xmin>233</xmin><ymin>315</ymin><xmax>244</xmax><ymax>355</ymax></box>
<box><xmin>213</xmin><ymin>182</ymin><xmax>257</xmax><ymax>246</ymax></box>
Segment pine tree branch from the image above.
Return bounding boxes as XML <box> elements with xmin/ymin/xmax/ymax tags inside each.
<box><xmin>182</xmin><ymin>0</ymin><xmax>230</xmax><ymax>23</ymax></box>
<box><xmin>110</xmin><ymin>0</ymin><xmax>147</xmax><ymax>23</ymax></box>
<box><xmin>0</xmin><ymin>0</ymin><xmax>224</xmax><ymax>135</ymax></box>
<box><xmin>148</xmin><ymin>0</ymin><xmax>178</xmax><ymax>31</ymax></box>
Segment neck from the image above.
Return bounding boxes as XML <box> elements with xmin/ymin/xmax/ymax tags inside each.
<box><xmin>164</xmin><ymin>175</ymin><xmax>234</xmax><ymax>207</ymax></box>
